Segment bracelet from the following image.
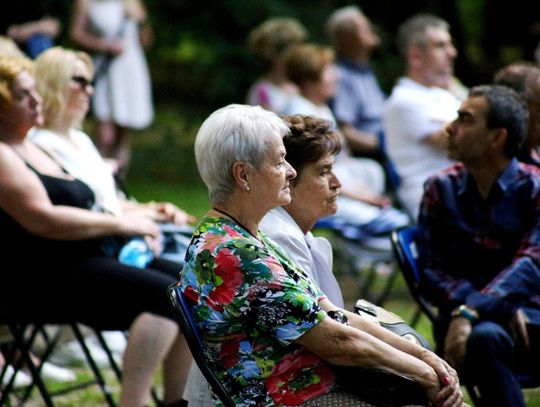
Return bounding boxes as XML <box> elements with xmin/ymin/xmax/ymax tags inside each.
<box><xmin>450</xmin><ymin>305</ymin><xmax>479</xmax><ymax>322</ymax></box>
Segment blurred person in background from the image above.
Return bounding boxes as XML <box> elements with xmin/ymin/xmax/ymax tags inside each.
<box><xmin>283</xmin><ymin>43</ymin><xmax>409</xmax><ymax>245</ymax></box>
<box><xmin>70</xmin><ymin>0</ymin><xmax>154</xmax><ymax>177</ymax></box>
<box><xmin>494</xmin><ymin>61</ymin><xmax>540</xmax><ymax>166</ymax></box>
<box><xmin>384</xmin><ymin>14</ymin><xmax>460</xmax><ymax>219</ymax></box>
<box><xmin>246</xmin><ymin>17</ymin><xmax>307</xmax><ymax>113</ymax></box>
<box><xmin>325</xmin><ymin>6</ymin><xmax>384</xmax><ymax>158</ymax></box>
<box><xmin>326</xmin><ymin>6</ymin><xmax>402</xmax><ymax>190</ymax></box>
<box><xmin>0</xmin><ymin>1</ymin><xmax>61</xmax><ymax>59</ymax></box>
<box><xmin>31</xmin><ymin>46</ymin><xmax>194</xmax><ymax>251</ymax></box>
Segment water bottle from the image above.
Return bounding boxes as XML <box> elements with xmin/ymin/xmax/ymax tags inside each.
<box><xmin>118</xmin><ymin>237</ymin><xmax>154</xmax><ymax>268</ymax></box>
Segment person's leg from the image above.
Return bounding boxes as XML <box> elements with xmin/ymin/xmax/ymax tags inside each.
<box><xmin>162</xmin><ymin>332</ymin><xmax>192</xmax><ymax>404</ymax></box>
<box><xmin>13</xmin><ymin>255</ymin><xmax>189</xmax><ymax>405</ymax></box>
<box><xmin>114</xmin><ymin>125</ymin><xmax>133</xmax><ymax>176</ymax></box>
<box><xmin>119</xmin><ymin>313</ymin><xmax>180</xmax><ymax>407</ymax></box>
<box><xmin>465</xmin><ymin>321</ymin><xmax>525</xmax><ymax>407</ymax></box>
<box><xmin>96</xmin><ymin>120</ymin><xmax>118</xmax><ymax>158</ymax></box>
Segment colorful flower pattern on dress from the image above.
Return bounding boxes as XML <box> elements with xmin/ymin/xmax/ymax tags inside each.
<box><xmin>179</xmin><ymin>216</ymin><xmax>336</xmax><ymax>406</ymax></box>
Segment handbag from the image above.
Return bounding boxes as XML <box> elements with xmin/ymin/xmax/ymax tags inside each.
<box><xmin>327</xmin><ymin>301</ymin><xmax>432</xmax><ymax>406</ymax></box>
<box><xmin>354</xmin><ymin>299</ymin><xmax>432</xmax><ymax>350</ymax></box>
<box><xmin>332</xmin><ymin>366</ymin><xmax>429</xmax><ymax>407</ymax></box>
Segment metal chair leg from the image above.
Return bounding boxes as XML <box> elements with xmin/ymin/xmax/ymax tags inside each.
<box><xmin>8</xmin><ymin>323</ymin><xmax>54</xmax><ymax>407</ymax></box>
<box><xmin>71</xmin><ymin>324</ymin><xmax>117</xmax><ymax>407</ymax></box>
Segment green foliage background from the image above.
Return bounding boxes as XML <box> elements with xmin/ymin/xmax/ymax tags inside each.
<box><xmin>47</xmin><ymin>0</ymin><xmax>540</xmax><ymax>111</ymax></box>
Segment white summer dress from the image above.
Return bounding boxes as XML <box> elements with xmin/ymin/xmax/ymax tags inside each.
<box><xmin>88</xmin><ymin>0</ymin><xmax>153</xmax><ymax>129</ymax></box>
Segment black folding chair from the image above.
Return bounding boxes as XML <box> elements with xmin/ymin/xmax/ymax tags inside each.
<box><xmin>168</xmin><ymin>284</ymin><xmax>234</xmax><ymax>407</ymax></box>
<box><xmin>0</xmin><ymin>320</ymin><xmax>121</xmax><ymax>406</ymax></box>
<box><xmin>390</xmin><ymin>225</ymin><xmax>540</xmax><ymax>404</ymax></box>
<box><xmin>390</xmin><ymin>226</ymin><xmax>436</xmax><ymax>327</ymax></box>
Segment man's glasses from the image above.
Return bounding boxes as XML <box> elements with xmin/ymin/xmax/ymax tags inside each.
<box><xmin>71</xmin><ymin>76</ymin><xmax>94</xmax><ymax>89</ymax></box>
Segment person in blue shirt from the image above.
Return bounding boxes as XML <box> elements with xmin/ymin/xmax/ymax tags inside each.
<box><xmin>418</xmin><ymin>84</ymin><xmax>539</xmax><ymax>407</ymax></box>
<box><xmin>325</xmin><ymin>6</ymin><xmax>399</xmax><ymax>190</ymax></box>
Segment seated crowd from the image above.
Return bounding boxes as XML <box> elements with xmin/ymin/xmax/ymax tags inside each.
<box><xmin>1</xmin><ymin>4</ymin><xmax>540</xmax><ymax>407</ymax></box>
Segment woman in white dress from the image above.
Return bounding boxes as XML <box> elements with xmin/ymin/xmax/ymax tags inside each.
<box><xmin>70</xmin><ymin>0</ymin><xmax>153</xmax><ymax>173</ymax></box>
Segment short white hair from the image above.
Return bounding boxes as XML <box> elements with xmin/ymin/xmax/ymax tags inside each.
<box><xmin>194</xmin><ymin>104</ymin><xmax>290</xmax><ymax>204</ymax></box>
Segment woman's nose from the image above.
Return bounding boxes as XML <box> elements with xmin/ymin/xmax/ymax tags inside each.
<box><xmin>331</xmin><ymin>172</ymin><xmax>342</xmax><ymax>189</ymax></box>
<box><xmin>285</xmin><ymin>160</ymin><xmax>297</xmax><ymax>180</ymax></box>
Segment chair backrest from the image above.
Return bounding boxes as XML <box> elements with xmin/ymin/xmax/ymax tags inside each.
<box><xmin>167</xmin><ymin>284</ymin><xmax>235</xmax><ymax>407</ymax></box>
<box><xmin>390</xmin><ymin>226</ymin><xmax>437</xmax><ymax>323</ymax></box>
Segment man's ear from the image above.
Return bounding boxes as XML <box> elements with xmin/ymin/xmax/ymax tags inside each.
<box><xmin>490</xmin><ymin>127</ymin><xmax>508</xmax><ymax>153</ymax></box>
<box><xmin>408</xmin><ymin>46</ymin><xmax>424</xmax><ymax>70</ymax></box>
<box><xmin>231</xmin><ymin>161</ymin><xmax>250</xmax><ymax>190</ymax></box>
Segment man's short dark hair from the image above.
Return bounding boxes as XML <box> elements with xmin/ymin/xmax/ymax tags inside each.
<box><xmin>469</xmin><ymin>85</ymin><xmax>529</xmax><ymax>158</ymax></box>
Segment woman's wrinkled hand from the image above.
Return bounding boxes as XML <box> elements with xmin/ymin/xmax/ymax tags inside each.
<box><xmin>418</xmin><ymin>350</ymin><xmax>463</xmax><ymax>406</ymax></box>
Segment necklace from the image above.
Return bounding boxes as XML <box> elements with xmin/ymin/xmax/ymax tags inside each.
<box><xmin>212</xmin><ymin>207</ymin><xmax>260</xmax><ymax>241</ymax></box>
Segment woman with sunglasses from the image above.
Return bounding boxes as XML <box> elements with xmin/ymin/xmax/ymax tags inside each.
<box><xmin>31</xmin><ymin>47</ymin><xmax>194</xmax><ymax>228</ymax></box>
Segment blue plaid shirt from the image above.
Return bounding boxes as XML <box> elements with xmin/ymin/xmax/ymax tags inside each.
<box><xmin>418</xmin><ymin>158</ymin><xmax>540</xmax><ymax>323</ymax></box>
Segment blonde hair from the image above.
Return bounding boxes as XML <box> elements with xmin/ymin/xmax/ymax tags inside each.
<box><xmin>0</xmin><ymin>55</ymin><xmax>34</xmax><ymax>112</ymax></box>
<box><xmin>34</xmin><ymin>47</ymin><xmax>93</xmax><ymax>129</ymax></box>
<box><xmin>285</xmin><ymin>43</ymin><xmax>334</xmax><ymax>86</ymax></box>
<box><xmin>247</xmin><ymin>17</ymin><xmax>307</xmax><ymax>66</ymax></box>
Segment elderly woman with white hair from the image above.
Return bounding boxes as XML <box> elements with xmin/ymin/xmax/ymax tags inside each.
<box><xmin>179</xmin><ymin>104</ymin><xmax>464</xmax><ymax>407</ymax></box>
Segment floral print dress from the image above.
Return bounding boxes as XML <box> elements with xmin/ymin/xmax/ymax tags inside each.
<box><xmin>179</xmin><ymin>216</ymin><xmax>337</xmax><ymax>406</ymax></box>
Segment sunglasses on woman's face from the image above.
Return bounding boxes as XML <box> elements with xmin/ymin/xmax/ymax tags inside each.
<box><xmin>71</xmin><ymin>76</ymin><xmax>94</xmax><ymax>89</ymax></box>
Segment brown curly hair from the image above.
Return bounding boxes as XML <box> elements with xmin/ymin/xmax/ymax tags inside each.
<box><xmin>281</xmin><ymin>114</ymin><xmax>341</xmax><ymax>183</ymax></box>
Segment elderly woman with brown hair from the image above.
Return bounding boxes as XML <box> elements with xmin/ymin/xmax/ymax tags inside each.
<box><xmin>179</xmin><ymin>104</ymin><xmax>464</xmax><ymax>406</ymax></box>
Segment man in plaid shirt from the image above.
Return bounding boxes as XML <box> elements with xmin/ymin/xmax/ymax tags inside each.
<box><xmin>418</xmin><ymin>84</ymin><xmax>540</xmax><ymax>407</ymax></box>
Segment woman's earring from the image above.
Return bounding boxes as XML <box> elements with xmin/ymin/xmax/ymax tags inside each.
<box><xmin>244</xmin><ymin>184</ymin><xmax>250</xmax><ymax>192</ymax></box>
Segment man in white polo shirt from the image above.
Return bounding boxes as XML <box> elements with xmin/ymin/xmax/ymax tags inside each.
<box><xmin>384</xmin><ymin>14</ymin><xmax>460</xmax><ymax>219</ymax></box>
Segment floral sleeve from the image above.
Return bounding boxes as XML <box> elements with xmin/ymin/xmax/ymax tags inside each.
<box><xmin>213</xmin><ymin>236</ymin><xmax>326</xmax><ymax>346</ymax></box>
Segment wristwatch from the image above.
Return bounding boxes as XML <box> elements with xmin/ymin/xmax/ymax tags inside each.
<box><xmin>451</xmin><ymin>304</ymin><xmax>479</xmax><ymax>322</ymax></box>
<box><xmin>327</xmin><ymin>310</ymin><xmax>349</xmax><ymax>325</ymax></box>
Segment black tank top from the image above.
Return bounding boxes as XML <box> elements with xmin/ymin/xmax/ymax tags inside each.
<box><xmin>0</xmin><ymin>159</ymin><xmax>102</xmax><ymax>261</ymax></box>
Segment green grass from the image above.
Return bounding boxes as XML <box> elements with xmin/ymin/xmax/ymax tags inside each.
<box><xmin>126</xmin><ymin>178</ymin><xmax>210</xmax><ymax>220</ymax></box>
